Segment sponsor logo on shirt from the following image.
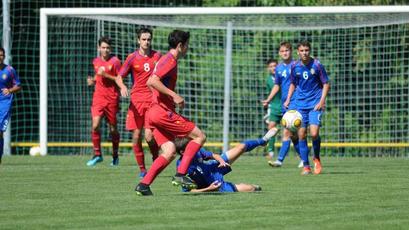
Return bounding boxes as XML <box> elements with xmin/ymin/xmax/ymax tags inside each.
<box><xmin>310</xmin><ymin>68</ymin><xmax>315</xmax><ymax>75</ymax></box>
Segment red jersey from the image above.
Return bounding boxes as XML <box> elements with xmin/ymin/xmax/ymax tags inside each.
<box><xmin>119</xmin><ymin>50</ymin><xmax>161</xmax><ymax>102</ymax></box>
<box><xmin>92</xmin><ymin>55</ymin><xmax>121</xmax><ymax>102</ymax></box>
<box><xmin>151</xmin><ymin>52</ymin><xmax>178</xmax><ymax>111</ymax></box>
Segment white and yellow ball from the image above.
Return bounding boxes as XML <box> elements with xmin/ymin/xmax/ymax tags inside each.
<box><xmin>281</xmin><ymin>110</ymin><xmax>303</xmax><ymax>131</ymax></box>
<box><xmin>29</xmin><ymin>146</ymin><xmax>45</xmax><ymax>156</ymax></box>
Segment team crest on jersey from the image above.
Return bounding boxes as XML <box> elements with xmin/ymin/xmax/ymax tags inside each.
<box><xmin>134</xmin><ymin>65</ymin><xmax>139</xmax><ymax>69</ymax></box>
<box><xmin>310</xmin><ymin>68</ymin><xmax>315</xmax><ymax>75</ymax></box>
<box><xmin>2</xmin><ymin>74</ymin><xmax>6</xmax><ymax>80</ymax></box>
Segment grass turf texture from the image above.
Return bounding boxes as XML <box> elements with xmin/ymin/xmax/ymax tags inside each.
<box><xmin>1</xmin><ymin>155</ymin><xmax>409</xmax><ymax>229</ymax></box>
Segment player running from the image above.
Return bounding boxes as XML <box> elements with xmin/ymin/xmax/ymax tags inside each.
<box><xmin>285</xmin><ymin>40</ymin><xmax>330</xmax><ymax>175</ymax></box>
<box><xmin>0</xmin><ymin>47</ymin><xmax>22</xmax><ymax>164</ymax></box>
<box><xmin>130</xmin><ymin>30</ymin><xmax>206</xmax><ymax>196</ymax></box>
<box><xmin>174</xmin><ymin>128</ymin><xmax>279</xmax><ymax>193</ymax></box>
<box><xmin>115</xmin><ymin>28</ymin><xmax>161</xmax><ymax>178</ymax></box>
<box><xmin>262</xmin><ymin>42</ymin><xmax>302</xmax><ymax>168</ymax></box>
<box><xmin>86</xmin><ymin>37</ymin><xmax>122</xmax><ymax>167</ymax></box>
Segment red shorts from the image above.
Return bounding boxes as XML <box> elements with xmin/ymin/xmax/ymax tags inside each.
<box><xmin>146</xmin><ymin>104</ymin><xmax>196</xmax><ymax>146</ymax></box>
<box><xmin>126</xmin><ymin>101</ymin><xmax>152</xmax><ymax>131</ymax></box>
<box><xmin>91</xmin><ymin>98</ymin><xmax>119</xmax><ymax>125</ymax></box>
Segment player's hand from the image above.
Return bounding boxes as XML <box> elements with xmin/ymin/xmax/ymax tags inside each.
<box><xmin>173</xmin><ymin>94</ymin><xmax>185</xmax><ymax>109</ymax></box>
<box><xmin>314</xmin><ymin>101</ymin><xmax>325</xmax><ymax>111</ymax></box>
<box><xmin>97</xmin><ymin>66</ymin><xmax>106</xmax><ymax>76</ymax></box>
<box><xmin>207</xmin><ymin>181</ymin><xmax>222</xmax><ymax>191</ymax></box>
<box><xmin>119</xmin><ymin>86</ymin><xmax>129</xmax><ymax>97</ymax></box>
<box><xmin>283</xmin><ymin>100</ymin><xmax>290</xmax><ymax>109</ymax></box>
<box><xmin>217</xmin><ymin>159</ymin><xmax>230</xmax><ymax>168</ymax></box>
<box><xmin>261</xmin><ymin>99</ymin><xmax>269</xmax><ymax>108</ymax></box>
<box><xmin>87</xmin><ymin>76</ymin><xmax>95</xmax><ymax>86</ymax></box>
<box><xmin>2</xmin><ymin>88</ymin><xmax>10</xmax><ymax>96</ymax></box>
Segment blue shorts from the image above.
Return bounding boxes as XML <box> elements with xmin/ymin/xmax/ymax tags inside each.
<box><xmin>0</xmin><ymin>102</ymin><xmax>11</xmax><ymax>132</ymax></box>
<box><xmin>298</xmin><ymin>109</ymin><xmax>323</xmax><ymax>127</ymax></box>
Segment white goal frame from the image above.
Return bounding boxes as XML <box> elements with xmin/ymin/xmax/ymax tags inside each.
<box><xmin>40</xmin><ymin>6</ymin><xmax>409</xmax><ymax>155</ymax></box>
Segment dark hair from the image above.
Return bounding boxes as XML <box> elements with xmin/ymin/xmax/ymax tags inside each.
<box><xmin>0</xmin><ymin>47</ymin><xmax>5</xmax><ymax>55</ymax></box>
<box><xmin>168</xmin><ymin>30</ymin><xmax>190</xmax><ymax>49</ymax></box>
<box><xmin>279</xmin><ymin>41</ymin><xmax>292</xmax><ymax>50</ymax></box>
<box><xmin>297</xmin><ymin>40</ymin><xmax>311</xmax><ymax>49</ymax></box>
<box><xmin>137</xmin><ymin>27</ymin><xmax>153</xmax><ymax>39</ymax></box>
<box><xmin>98</xmin><ymin>36</ymin><xmax>112</xmax><ymax>46</ymax></box>
<box><xmin>266</xmin><ymin>58</ymin><xmax>278</xmax><ymax>65</ymax></box>
<box><xmin>174</xmin><ymin>137</ymin><xmax>191</xmax><ymax>155</ymax></box>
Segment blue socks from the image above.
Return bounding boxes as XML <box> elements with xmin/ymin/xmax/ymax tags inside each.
<box><xmin>242</xmin><ymin>139</ymin><xmax>265</xmax><ymax>152</ymax></box>
<box><xmin>299</xmin><ymin>139</ymin><xmax>310</xmax><ymax>166</ymax></box>
<box><xmin>312</xmin><ymin>136</ymin><xmax>321</xmax><ymax>160</ymax></box>
<box><xmin>277</xmin><ymin>140</ymin><xmax>291</xmax><ymax>162</ymax></box>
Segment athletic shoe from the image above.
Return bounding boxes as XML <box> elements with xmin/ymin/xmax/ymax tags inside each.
<box><xmin>86</xmin><ymin>155</ymin><xmax>103</xmax><ymax>166</ymax></box>
<box><xmin>313</xmin><ymin>158</ymin><xmax>322</xmax><ymax>175</ymax></box>
<box><xmin>298</xmin><ymin>160</ymin><xmax>304</xmax><ymax>168</ymax></box>
<box><xmin>135</xmin><ymin>183</ymin><xmax>153</xmax><ymax>196</ymax></box>
<box><xmin>268</xmin><ymin>160</ymin><xmax>283</xmax><ymax>167</ymax></box>
<box><xmin>254</xmin><ymin>185</ymin><xmax>262</xmax><ymax>191</ymax></box>
<box><xmin>172</xmin><ymin>175</ymin><xmax>197</xmax><ymax>189</ymax></box>
<box><xmin>139</xmin><ymin>171</ymin><xmax>147</xmax><ymax>178</ymax></box>
<box><xmin>301</xmin><ymin>166</ymin><xmax>312</xmax><ymax>175</ymax></box>
<box><xmin>262</xmin><ymin>128</ymin><xmax>279</xmax><ymax>142</ymax></box>
<box><xmin>110</xmin><ymin>157</ymin><xmax>119</xmax><ymax>166</ymax></box>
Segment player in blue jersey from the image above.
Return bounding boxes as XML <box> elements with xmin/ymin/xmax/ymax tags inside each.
<box><xmin>0</xmin><ymin>47</ymin><xmax>22</xmax><ymax>164</ymax></box>
<box><xmin>284</xmin><ymin>41</ymin><xmax>330</xmax><ymax>175</ymax></box>
<box><xmin>262</xmin><ymin>42</ymin><xmax>302</xmax><ymax>168</ymax></box>
<box><xmin>174</xmin><ymin>128</ymin><xmax>279</xmax><ymax>193</ymax></box>
<box><xmin>263</xmin><ymin>59</ymin><xmax>281</xmax><ymax>160</ymax></box>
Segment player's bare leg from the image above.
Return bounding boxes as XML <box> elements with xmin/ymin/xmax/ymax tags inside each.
<box><xmin>235</xmin><ymin>183</ymin><xmax>262</xmax><ymax>192</ymax></box>
<box><xmin>109</xmin><ymin>123</ymin><xmax>120</xmax><ymax>166</ymax></box>
<box><xmin>136</xmin><ymin>141</ymin><xmax>176</xmax><ymax>196</ymax></box>
<box><xmin>87</xmin><ymin>116</ymin><xmax>104</xmax><ymax>166</ymax></box>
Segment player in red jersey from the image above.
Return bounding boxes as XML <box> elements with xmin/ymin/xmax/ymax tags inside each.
<box><xmin>130</xmin><ymin>30</ymin><xmax>206</xmax><ymax>196</ymax></box>
<box><xmin>86</xmin><ymin>37</ymin><xmax>121</xmax><ymax>167</ymax></box>
<box><xmin>115</xmin><ymin>28</ymin><xmax>161</xmax><ymax>178</ymax></box>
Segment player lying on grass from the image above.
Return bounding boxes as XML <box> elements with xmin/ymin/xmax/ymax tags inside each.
<box><xmin>173</xmin><ymin>128</ymin><xmax>279</xmax><ymax>193</ymax></box>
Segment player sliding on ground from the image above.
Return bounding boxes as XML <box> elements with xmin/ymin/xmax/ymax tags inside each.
<box><xmin>174</xmin><ymin>128</ymin><xmax>279</xmax><ymax>193</ymax></box>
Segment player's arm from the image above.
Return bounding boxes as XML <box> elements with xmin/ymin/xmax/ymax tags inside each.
<box><xmin>2</xmin><ymin>84</ymin><xmax>21</xmax><ymax>96</ymax></box>
<box><xmin>314</xmin><ymin>83</ymin><xmax>330</xmax><ymax>111</ymax></box>
<box><xmin>262</xmin><ymin>84</ymin><xmax>280</xmax><ymax>107</ymax></box>
<box><xmin>97</xmin><ymin>67</ymin><xmax>117</xmax><ymax>81</ymax></box>
<box><xmin>189</xmin><ymin>181</ymin><xmax>221</xmax><ymax>193</ymax></box>
<box><xmin>2</xmin><ymin>68</ymin><xmax>22</xmax><ymax>95</ymax></box>
<box><xmin>115</xmin><ymin>75</ymin><xmax>129</xmax><ymax>97</ymax></box>
<box><xmin>284</xmin><ymin>83</ymin><xmax>295</xmax><ymax>109</ymax></box>
<box><xmin>147</xmin><ymin>75</ymin><xmax>185</xmax><ymax>109</ymax></box>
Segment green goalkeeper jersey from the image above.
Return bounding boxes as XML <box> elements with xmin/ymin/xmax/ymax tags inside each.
<box><xmin>266</xmin><ymin>74</ymin><xmax>282</xmax><ymax>115</ymax></box>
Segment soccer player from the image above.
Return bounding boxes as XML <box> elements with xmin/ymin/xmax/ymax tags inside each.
<box><xmin>86</xmin><ymin>37</ymin><xmax>122</xmax><ymax>167</ymax></box>
<box><xmin>0</xmin><ymin>47</ymin><xmax>22</xmax><ymax>164</ymax></box>
<box><xmin>115</xmin><ymin>28</ymin><xmax>161</xmax><ymax>178</ymax></box>
<box><xmin>262</xmin><ymin>42</ymin><xmax>302</xmax><ymax>168</ymax></box>
<box><xmin>133</xmin><ymin>30</ymin><xmax>206</xmax><ymax>196</ymax></box>
<box><xmin>174</xmin><ymin>128</ymin><xmax>279</xmax><ymax>193</ymax></box>
<box><xmin>284</xmin><ymin>40</ymin><xmax>330</xmax><ymax>175</ymax></box>
<box><xmin>262</xmin><ymin>59</ymin><xmax>281</xmax><ymax>160</ymax></box>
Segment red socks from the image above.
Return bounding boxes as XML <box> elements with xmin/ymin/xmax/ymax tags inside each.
<box><xmin>133</xmin><ymin>143</ymin><xmax>146</xmax><ymax>172</ymax></box>
<box><xmin>91</xmin><ymin>131</ymin><xmax>101</xmax><ymax>156</ymax></box>
<box><xmin>177</xmin><ymin>141</ymin><xmax>201</xmax><ymax>174</ymax></box>
<box><xmin>141</xmin><ymin>155</ymin><xmax>169</xmax><ymax>185</ymax></box>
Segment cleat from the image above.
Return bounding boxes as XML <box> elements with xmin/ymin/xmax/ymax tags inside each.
<box><xmin>139</xmin><ymin>171</ymin><xmax>147</xmax><ymax>178</ymax></box>
<box><xmin>301</xmin><ymin>166</ymin><xmax>312</xmax><ymax>175</ymax></box>
<box><xmin>298</xmin><ymin>160</ymin><xmax>304</xmax><ymax>168</ymax></box>
<box><xmin>268</xmin><ymin>160</ymin><xmax>283</xmax><ymax>167</ymax></box>
<box><xmin>172</xmin><ymin>175</ymin><xmax>197</xmax><ymax>189</ymax></box>
<box><xmin>86</xmin><ymin>155</ymin><xmax>103</xmax><ymax>166</ymax></box>
<box><xmin>313</xmin><ymin>158</ymin><xmax>322</xmax><ymax>174</ymax></box>
<box><xmin>135</xmin><ymin>183</ymin><xmax>153</xmax><ymax>196</ymax></box>
<box><xmin>110</xmin><ymin>157</ymin><xmax>119</xmax><ymax>166</ymax></box>
<box><xmin>262</xmin><ymin>128</ymin><xmax>279</xmax><ymax>142</ymax></box>
<box><xmin>254</xmin><ymin>185</ymin><xmax>262</xmax><ymax>192</ymax></box>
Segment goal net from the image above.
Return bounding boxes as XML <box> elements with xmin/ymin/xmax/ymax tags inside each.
<box><xmin>40</xmin><ymin>7</ymin><xmax>409</xmax><ymax>156</ymax></box>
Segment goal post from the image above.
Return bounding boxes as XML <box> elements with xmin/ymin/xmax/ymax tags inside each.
<box><xmin>40</xmin><ymin>6</ymin><xmax>409</xmax><ymax>156</ymax></box>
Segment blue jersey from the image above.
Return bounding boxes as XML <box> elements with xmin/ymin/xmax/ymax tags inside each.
<box><xmin>290</xmin><ymin>59</ymin><xmax>329</xmax><ymax>110</ymax></box>
<box><xmin>275</xmin><ymin>60</ymin><xmax>295</xmax><ymax>112</ymax></box>
<box><xmin>0</xmin><ymin>65</ymin><xmax>21</xmax><ymax>107</ymax></box>
<box><xmin>176</xmin><ymin>148</ymin><xmax>232</xmax><ymax>191</ymax></box>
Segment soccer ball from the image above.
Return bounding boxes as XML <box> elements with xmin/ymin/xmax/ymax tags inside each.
<box><xmin>29</xmin><ymin>146</ymin><xmax>43</xmax><ymax>157</ymax></box>
<box><xmin>281</xmin><ymin>110</ymin><xmax>303</xmax><ymax>131</ymax></box>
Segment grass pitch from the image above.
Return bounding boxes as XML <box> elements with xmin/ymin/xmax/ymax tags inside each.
<box><xmin>1</xmin><ymin>155</ymin><xmax>408</xmax><ymax>229</ymax></box>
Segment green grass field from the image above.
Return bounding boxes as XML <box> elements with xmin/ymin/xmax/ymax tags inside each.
<box><xmin>1</xmin><ymin>155</ymin><xmax>409</xmax><ymax>229</ymax></box>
